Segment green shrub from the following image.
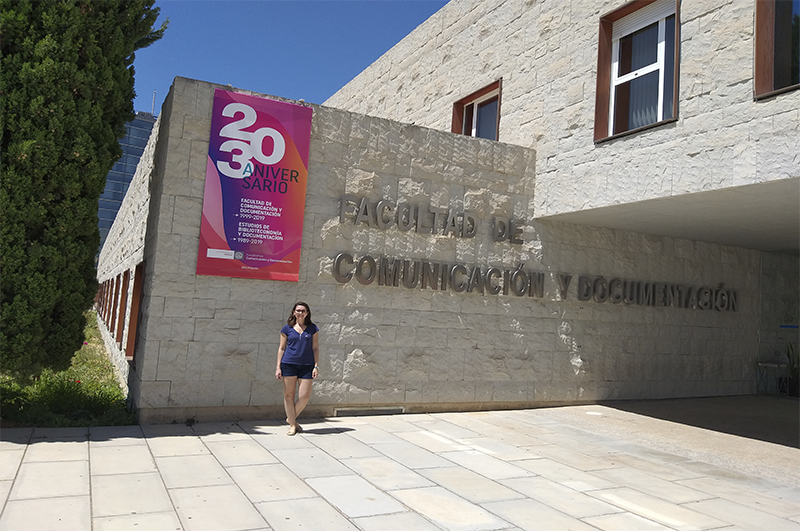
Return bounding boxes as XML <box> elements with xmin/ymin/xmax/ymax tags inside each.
<box><xmin>0</xmin><ymin>311</ymin><xmax>136</xmax><ymax>427</ymax></box>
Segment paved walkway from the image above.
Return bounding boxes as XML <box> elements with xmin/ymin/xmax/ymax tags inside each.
<box><xmin>1</xmin><ymin>396</ymin><xmax>799</xmax><ymax>531</ymax></box>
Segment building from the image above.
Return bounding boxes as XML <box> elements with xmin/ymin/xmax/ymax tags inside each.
<box><xmin>98</xmin><ymin>111</ymin><xmax>156</xmax><ymax>251</ymax></box>
<box><xmin>96</xmin><ymin>0</ymin><xmax>798</xmax><ymax>424</ymax></box>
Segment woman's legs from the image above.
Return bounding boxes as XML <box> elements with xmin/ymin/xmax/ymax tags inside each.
<box><xmin>294</xmin><ymin>379</ymin><xmax>313</xmax><ymax>418</ymax></box>
<box><xmin>282</xmin><ymin>376</ymin><xmax>299</xmax><ymax>427</ymax></box>
<box><xmin>283</xmin><ymin>376</ymin><xmax>313</xmax><ymax>428</ymax></box>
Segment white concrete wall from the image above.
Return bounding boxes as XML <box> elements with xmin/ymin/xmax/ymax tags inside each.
<box><xmin>325</xmin><ymin>0</ymin><xmax>800</xmax><ymax>217</ymax></box>
<box><xmin>97</xmin><ymin>77</ymin><xmax>761</xmax><ymax>424</ymax></box>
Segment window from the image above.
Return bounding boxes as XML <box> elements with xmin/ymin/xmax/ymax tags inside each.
<box><xmin>755</xmin><ymin>0</ymin><xmax>800</xmax><ymax>98</ymax></box>
<box><xmin>452</xmin><ymin>80</ymin><xmax>501</xmax><ymax>141</ymax></box>
<box><xmin>595</xmin><ymin>0</ymin><xmax>680</xmax><ymax>141</ymax></box>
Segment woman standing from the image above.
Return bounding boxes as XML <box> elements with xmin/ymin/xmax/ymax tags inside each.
<box><xmin>276</xmin><ymin>302</ymin><xmax>319</xmax><ymax>435</ymax></box>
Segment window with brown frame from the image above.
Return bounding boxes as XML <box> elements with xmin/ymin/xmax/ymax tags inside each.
<box><xmin>452</xmin><ymin>80</ymin><xmax>501</xmax><ymax>141</ymax></box>
<box><xmin>594</xmin><ymin>0</ymin><xmax>680</xmax><ymax>142</ymax></box>
<box><xmin>755</xmin><ymin>0</ymin><xmax>800</xmax><ymax>99</ymax></box>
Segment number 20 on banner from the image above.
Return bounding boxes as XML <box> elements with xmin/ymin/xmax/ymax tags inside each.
<box><xmin>217</xmin><ymin>103</ymin><xmax>286</xmax><ymax>179</ymax></box>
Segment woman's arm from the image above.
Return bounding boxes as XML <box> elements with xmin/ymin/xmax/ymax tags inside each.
<box><xmin>311</xmin><ymin>331</ymin><xmax>320</xmax><ymax>378</ymax></box>
<box><xmin>276</xmin><ymin>332</ymin><xmax>288</xmax><ymax>380</ymax></box>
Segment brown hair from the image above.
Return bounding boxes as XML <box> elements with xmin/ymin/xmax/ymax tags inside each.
<box><xmin>287</xmin><ymin>301</ymin><xmax>313</xmax><ymax>326</ymax></box>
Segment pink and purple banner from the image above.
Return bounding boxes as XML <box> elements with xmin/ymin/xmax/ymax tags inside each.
<box><xmin>196</xmin><ymin>89</ymin><xmax>313</xmax><ymax>281</ymax></box>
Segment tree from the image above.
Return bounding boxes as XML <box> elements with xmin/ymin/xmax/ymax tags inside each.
<box><xmin>0</xmin><ymin>0</ymin><xmax>166</xmax><ymax>376</ymax></box>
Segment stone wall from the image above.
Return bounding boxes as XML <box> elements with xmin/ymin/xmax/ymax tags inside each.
<box><xmin>96</xmin><ymin>114</ymin><xmax>162</xmax><ymax>391</ymax></box>
<box><xmin>97</xmin><ymin>77</ymin><xmax>761</xmax><ymax>424</ymax></box>
<box><xmin>324</xmin><ymin>0</ymin><xmax>800</xmax><ymax>216</ymax></box>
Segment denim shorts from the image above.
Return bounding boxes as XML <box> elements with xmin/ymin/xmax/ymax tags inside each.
<box><xmin>280</xmin><ymin>363</ymin><xmax>314</xmax><ymax>379</ymax></box>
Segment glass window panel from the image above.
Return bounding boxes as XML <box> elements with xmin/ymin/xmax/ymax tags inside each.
<box><xmin>107</xmin><ymin>179</ymin><xmax>126</xmax><ymax>191</ymax></box>
<box><xmin>99</xmin><ymin>199</ymin><xmax>121</xmax><ymax>211</ymax></box>
<box><xmin>476</xmin><ymin>98</ymin><xmax>498</xmax><ymax>140</ymax></box>
<box><xmin>662</xmin><ymin>15</ymin><xmax>675</xmax><ymax>120</ymax></box>
<box><xmin>463</xmin><ymin>103</ymin><xmax>474</xmax><ymax>135</ymax></box>
<box><xmin>773</xmin><ymin>0</ymin><xmax>800</xmax><ymax>89</ymax></box>
<box><xmin>618</xmin><ymin>21</ymin><xmax>659</xmax><ymax>76</ymax></box>
<box><xmin>130</xmin><ymin>127</ymin><xmax>152</xmax><ymax>139</ymax></box>
<box><xmin>101</xmin><ymin>189</ymin><xmax>126</xmax><ymax>201</ymax></box>
<box><xmin>613</xmin><ymin>70</ymin><xmax>660</xmax><ymax>134</ymax></box>
<box><xmin>129</xmin><ymin>136</ymin><xmax>149</xmax><ymax>148</ymax></box>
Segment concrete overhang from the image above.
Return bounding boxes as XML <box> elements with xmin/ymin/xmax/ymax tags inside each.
<box><xmin>536</xmin><ymin>178</ymin><xmax>800</xmax><ymax>254</ymax></box>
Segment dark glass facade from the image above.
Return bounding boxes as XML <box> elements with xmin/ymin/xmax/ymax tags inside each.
<box><xmin>98</xmin><ymin>111</ymin><xmax>156</xmax><ymax>250</ymax></box>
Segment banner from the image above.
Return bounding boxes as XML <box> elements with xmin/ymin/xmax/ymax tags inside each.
<box><xmin>197</xmin><ymin>89</ymin><xmax>313</xmax><ymax>281</ymax></box>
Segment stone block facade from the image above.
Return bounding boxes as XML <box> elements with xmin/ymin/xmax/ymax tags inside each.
<box><xmin>324</xmin><ymin>0</ymin><xmax>799</xmax><ymax>216</ymax></box>
<box><xmin>96</xmin><ymin>77</ymin><xmax>765</xmax><ymax>424</ymax></box>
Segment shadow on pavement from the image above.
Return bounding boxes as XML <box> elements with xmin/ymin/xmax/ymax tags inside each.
<box><xmin>601</xmin><ymin>395</ymin><xmax>800</xmax><ymax>449</ymax></box>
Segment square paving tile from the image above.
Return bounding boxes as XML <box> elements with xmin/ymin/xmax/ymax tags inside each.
<box><xmin>396</xmin><ymin>430</ymin><xmax>471</xmax><ymax>453</ymax></box>
<box><xmin>23</xmin><ymin>440</ymin><xmax>87</xmax><ymax>463</ymax></box>
<box><xmin>683</xmin><ymin>497</ymin><xmax>800</xmax><ymax>531</ymax></box>
<box><xmin>371</xmin><ymin>441</ymin><xmax>455</xmax><ymax>469</ymax></box>
<box><xmin>304</xmin><ymin>431</ymin><xmax>383</xmax><ymax>459</ymax></box>
<box><xmin>0</xmin><ymin>480</ymin><xmax>11</xmax><ymax>508</ymax></box>
<box><xmin>501</xmin><ymin>476</ymin><xmax>622</xmax><ymax>518</ymax></box>
<box><xmin>405</xmin><ymin>417</ymin><xmax>481</xmax><ymax>440</ymax></box>
<box><xmin>589</xmin><ymin>487</ymin><xmax>727</xmax><ymax>530</ymax></box>
<box><xmin>170</xmin><ymin>484</ymin><xmax>268</xmax><ymax>531</ymax></box>
<box><xmin>583</xmin><ymin>512</ymin><xmax>674</xmax><ymax>530</ymax></box>
<box><xmin>10</xmin><ymin>460</ymin><xmax>89</xmax><ymax>499</ymax></box>
<box><xmin>481</xmin><ymin>498</ymin><xmax>600</xmax><ymax>531</ymax></box>
<box><xmin>256</xmin><ymin>496</ymin><xmax>359</xmax><ymax>531</ymax></box>
<box><xmin>340</xmin><ymin>456</ymin><xmax>434</xmax><ymax>490</ymax></box>
<box><xmin>0</xmin><ymin>449</ymin><xmax>24</xmax><ymax>481</ymax></box>
<box><xmin>439</xmin><ymin>449</ymin><xmax>532</xmax><ymax>480</ymax></box>
<box><xmin>0</xmin><ymin>495</ymin><xmax>90</xmax><ymax>531</ymax></box>
<box><xmin>454</xmin><ymin>436</ymin><xmax>542</xmax><ymax>461</ymax></box>
<box><xmin>678</xmin><ymin>476</ymin><xmax>800</xmax><ymax>518</ymax></box>
<box><xmin>90</xmin><ymin>444</ymin><xmax>157</xmax><ymax>475</ymax></box>
<box><xmin>227</xmin><ymin>463</ymin><xmax>316</xmax><ymax>503</ymax></box>
<box><xmin>354</xmin><ymin>511</ymin><xmax>445</xmax><ymax>531</ymax></box>
<box><xmin>249</xmin><ymin>431</ymin><xmax>316</xmax><ymax>451</ymax></box>
<box><xmin>390</xmin><ymin>486</ymin><xmax>510</xmax><ymax>531</ymax></box>
<box><xmin>147</xmin><ymin>435</ymin><xmax>210</xmax><ymax>457</ymax></box>
<box><xmin>514</xmin><ymin>457</ymin><xmax>616</xmax><ymax>491</ymax></box>
<box><xmin>307</xmin><ymin>474</ymin><xmax>406</xmax><ymax>517</ymax></box>
<box><xmin>420</xmin><ymin>466</ymin><xmax>524</xmax><ymax>504</ymax></box>
<box><xmin>343</xmin><ymin>425</ymin><xmax>405</xmax><ymax>445</ymax></box>
<box><xmin>205</xmin><ymin>439</ymin><xmax>278</xmax><ymax>467</ymax></box>
<box><xmin>93</xmin><ymin>511</ymin><xmax>183</xmax><ymax>531</ymax></box>
<box><xmin>525</xmin><ymin>443</ymin><xmax>620</xmax><ymax>471</ymax></box>
<box><xmin>156</xmin><ymin>454</ymin><xmax>232</xmax><ymax>489</ymax></box>
<box><xmin>269</xmin><ymin>447</ymin><xmax>353</xmax><ymax>478</ymax></box>
<box><xmin>91</xmin><ymin>472</ymin><xmax>173</xmax><ymax>517</ymax></box>
<box><xmin>593</xmin><ymin>466</ymin><xmax>712</xmax><ymax>504</ymax></box>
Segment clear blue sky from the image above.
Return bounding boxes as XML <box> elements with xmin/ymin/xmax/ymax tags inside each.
<box><xmin>132</xmin><ymin>0</ymin><xmax>449</xmax><ymax>114</ymax></box>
